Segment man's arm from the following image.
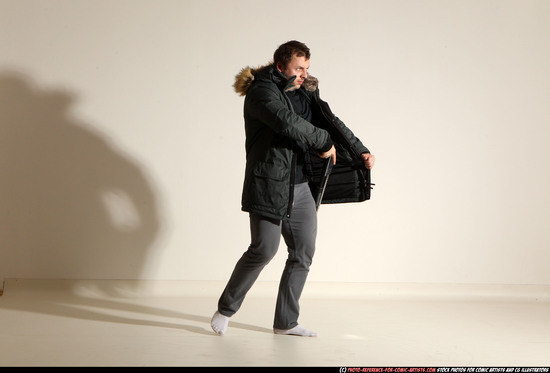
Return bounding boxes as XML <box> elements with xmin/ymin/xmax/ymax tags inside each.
<box><xmin>246</xmin><ymin>84</ymin><xmax>332</xmax><ymax>151</ymax></box>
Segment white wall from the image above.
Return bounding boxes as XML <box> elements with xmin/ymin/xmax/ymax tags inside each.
<box><xmin>1</xmin><ymin>0</ymin><xmax>549</xmax><ymax>285</ymax></box>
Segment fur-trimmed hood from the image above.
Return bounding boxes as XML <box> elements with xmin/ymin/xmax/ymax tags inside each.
<box><xmin>233</xmin><ymin>62</ymin><xmax>319</xmax><ymax>96</ymax></box>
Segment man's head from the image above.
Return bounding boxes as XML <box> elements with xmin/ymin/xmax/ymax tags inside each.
<box><xmin>274</xmin><ymin>40</ymin><xmax>310</xmax><ymax>88</ymax></box>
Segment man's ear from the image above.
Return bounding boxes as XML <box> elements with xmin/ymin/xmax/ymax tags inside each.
<box><xmin>276</xmin><ymin>62</ymin><xmax>283</xmax><ymax>72</ymax></box>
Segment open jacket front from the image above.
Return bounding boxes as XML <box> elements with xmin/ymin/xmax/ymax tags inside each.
<box><xmin>234</xmin><ymin>63</ymin><xmax>372</xmax><ymax>220</ymax></box>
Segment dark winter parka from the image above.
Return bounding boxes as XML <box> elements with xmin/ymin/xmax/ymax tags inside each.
<box><xmin>233</xmin><ymin>63</ymin><xmax>371</xmax><ymax>220</ymax></box>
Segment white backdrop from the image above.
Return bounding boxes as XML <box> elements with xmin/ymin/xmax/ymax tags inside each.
<box><xmin>1</xmin><ymin>0</ymin><xmax>549</xmax><ymax>285</ymax></box>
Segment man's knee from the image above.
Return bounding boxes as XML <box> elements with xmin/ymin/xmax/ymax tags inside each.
<box><xmin>246</xmin><ymin>242</ymin><xmax>279</xmax><ymax>264</ymax></box>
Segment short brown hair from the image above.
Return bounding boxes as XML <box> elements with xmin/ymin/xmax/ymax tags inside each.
<box><xmin>273</xmin><ymin>40</ymin><xmax>310</xmax><ymax>69</ymax></box>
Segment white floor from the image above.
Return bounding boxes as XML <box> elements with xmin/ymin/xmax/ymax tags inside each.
<box><xmin>0</xmin><ymin>279</ymin><xmax>549</xmax><ymax>367</ymax></box>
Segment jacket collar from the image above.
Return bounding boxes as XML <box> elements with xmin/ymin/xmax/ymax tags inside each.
<box><xmin>233</xmin><ymin>62</ymin><xmax>319</xmax><ymax>96</ymax></box>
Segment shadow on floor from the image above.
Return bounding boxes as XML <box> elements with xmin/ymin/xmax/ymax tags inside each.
<box><xmin>0</xmin><ymin>280</ymin><xmax>272</xmax><ymax>336</ymax></box>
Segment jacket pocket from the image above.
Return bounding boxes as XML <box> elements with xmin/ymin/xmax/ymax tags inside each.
<box><xmin>252</xmin><ymin>161</ymin><xmax>287</xmax><ymax>181</ymax></box>
<box><xmin>247</xmin><ymin>161</ymin><xmax>289</xmax><ymax>213</ymax></box>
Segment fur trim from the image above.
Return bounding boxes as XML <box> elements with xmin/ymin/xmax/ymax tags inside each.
<box><xmin>302</xmin><ymin>75</ymin><xmax>318</xmax><ymax>92</ymax></box>
<box><xmin>233</xmin><ymin>66</ymin><xmax>258</xmax><ymax>96</ymax></box>
<box><xmin>233</xmin><ymin>62</ymin><xmax>319</xmax><ymax>96</ymax></box>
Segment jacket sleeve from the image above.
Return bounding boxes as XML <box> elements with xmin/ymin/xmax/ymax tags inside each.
<box><xmin>245</xmin><ymin>83</ymin><xmax>331</xmax><ymax>151</ymax></box>
<box><xmin>333</xmin><ymin>115</ymin><xmax>370</xmax><ymax>155</ymax></box>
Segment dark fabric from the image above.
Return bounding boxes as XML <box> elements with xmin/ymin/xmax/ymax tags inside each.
<box><xmin>286</xmin><ymin>89</ymin><xmax>312</xmax><ymax>184</ymax></box>
<box><xmin>286</xmin><ymin>89</ymin><xmax>312</xmax><ymax>123</ymax></box>
<box><xmin>306</xmin><ymin>91</ymin><xmax>372</xmax><ymax>204</ymax></box>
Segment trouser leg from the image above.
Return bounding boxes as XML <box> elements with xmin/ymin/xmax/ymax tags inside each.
<box><xmin>217</xmin><ymin>213</ymin><xmax>281</xmax><ymax>317</ymax></box>
<box><xmin>274</xmin><ymin>183</ymin><xmax>317</xmax><ymax>330</ymax></box>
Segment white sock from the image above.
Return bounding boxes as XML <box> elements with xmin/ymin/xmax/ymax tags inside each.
<box><xmin>273</xmin><ymin>325</ymin><xmax>318</xmax><ymax>337</ymax></box>
<box><xmin>211</xmin><ymin>311</ymin><xmax>229</xmax><ymax>335</ymax></box>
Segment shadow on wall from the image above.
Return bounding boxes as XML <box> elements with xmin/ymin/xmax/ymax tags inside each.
<box><xmin>0</xmin><ymin>71</ymin><xmax>161</xmax><ymax>282</ymax></box>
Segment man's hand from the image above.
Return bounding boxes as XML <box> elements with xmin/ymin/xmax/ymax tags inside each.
<box><xmin>362</xmin><ymin>153</ymin><xmax>375</xmax><ymax>170</ymax></box>
<box><xmin>319</xmin><ymin>145</ymin><xmax>337</xmax><ymax>165</ymax></box>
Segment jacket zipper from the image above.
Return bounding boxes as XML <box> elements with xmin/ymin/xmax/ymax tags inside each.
<box><xmin>282</xmin><ymin>88</ymin><xmax>297</xmax><ymax>219</ymax></box>
<box><xmin>286</xmin><ymin>150</ymin><xmax>296</xmax><ymax>219</ymax></box>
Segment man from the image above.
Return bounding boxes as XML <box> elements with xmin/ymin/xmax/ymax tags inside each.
<box><xmin>211</xmin><ymin>40</ymin><xmax>375</xmax><ymax>337</ymax></box>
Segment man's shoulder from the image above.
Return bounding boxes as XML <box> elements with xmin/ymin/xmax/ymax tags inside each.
<box><xmin>247</xmin><ymin>76</ymin><xmax>282</xmax><ymax>99</ymax></box>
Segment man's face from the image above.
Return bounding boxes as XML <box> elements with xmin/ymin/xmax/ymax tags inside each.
<box><xmin>277</xmin><ymin>54</ymin><xmax>310</xmax><ymax>88</ymax></box>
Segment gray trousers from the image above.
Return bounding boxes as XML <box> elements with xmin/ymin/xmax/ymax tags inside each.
<box><xmin>217</xmin><ymin>182</ymin><xmax>317</xmax><ymax>330</ymax></box>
